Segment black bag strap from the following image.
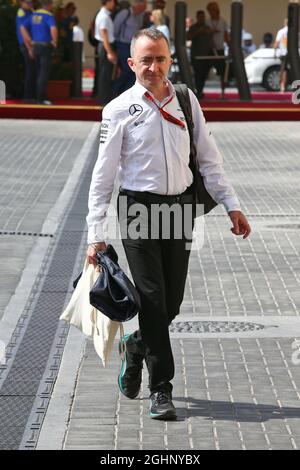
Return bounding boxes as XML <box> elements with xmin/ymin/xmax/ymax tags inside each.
<box><xmin>174</xmin><ymin>83</ymin><xmax>198</xmax><ymax>191</ymax></box>
<box><xmin>174</xmin><ymin>84</ymin><xmax>218</xmax><ymax>215</ymax></box>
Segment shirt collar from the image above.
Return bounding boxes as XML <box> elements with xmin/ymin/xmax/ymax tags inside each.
<box><xmin>133</xmin><ymin>79</ymin><xmax>176</xmax><ymax>104</ymax></box>
<box><xmin>102</xmin><ymin>7</ymin><xmax>111</xmax><ymax>16</ymax></box>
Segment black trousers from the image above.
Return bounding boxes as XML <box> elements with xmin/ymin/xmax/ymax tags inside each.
<box><xmin>97</xmin><ymin>42</ymin><xmax>114</xmax><ymax>106</ymax></box>
<box><xmin>33</xmin><ymin>44</ymin><xmax>52</xmax><ymax>102</ymax></box>
<box><xmin>20</xmin><ymin>45</ymin><xmax>36</xmax><ymax>100</ymax></box>
<box><xmin>117</xmin><ymin>189</ymin><xmax>195</xmax><ymax>393</ymax></box>
<box><xmin>113</xmin><ymin>42</ymin><xmax>136</xmax><ymax>96</ymax></box>
<box><xmin>192</xmin><ymin>57</ymin><xmax>211</xmax><ymax>97</ymax></box>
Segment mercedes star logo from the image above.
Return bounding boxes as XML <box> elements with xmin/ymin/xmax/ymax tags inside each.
<box><xmin>129</xmin><ymin>104</ymin><xmax>143</xmax><ymax>116</ymax></box>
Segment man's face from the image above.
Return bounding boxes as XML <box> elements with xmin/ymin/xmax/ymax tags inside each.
<box><xmin>21</xmin><ymin>0</ymin><xmax>32</xmax><ymax>9</ymax></box>
<box><xmin>134</xmin><ymin>1</ymin><xmax>147</xmax><ymax>15</ymax></box>
<box><xmin>155</xmin><ymin>0</ymin><xmax>166</xmax><ymax>9</ymax></box>
<box><xmin>207</xmin><ymin>3</ymin><xmax>220</xmax><ymax>18</ymax></box>
<box><xmin>197</xmin><ymin>12</ymin><xmax>205</xmax><ymax>24</ymax></box>
<box><xmin>66</xmin><ymin>6</ymin><xmax>76</xmax><ymax>16</ymax></box>
<box><xmin>107</xmin><ymin>0</ymin><xmax>116</xmax><ymax>12</ymax></box>
<box><xmin>128</xmin><ymin>37</ymin><xmax>172</xmax><ymax>91</ymax></box>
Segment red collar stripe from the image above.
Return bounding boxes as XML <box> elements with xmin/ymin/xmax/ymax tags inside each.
<box><xmin>144</xmin><ymin>92</ymin><xmax>186</xmax><ymax>129</ymax></box>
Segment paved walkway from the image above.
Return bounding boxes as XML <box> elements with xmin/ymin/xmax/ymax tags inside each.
<box><xmin>0</xmin><ymin>120</ymin><xmax>300</xmax><ymax>450</ymax></box>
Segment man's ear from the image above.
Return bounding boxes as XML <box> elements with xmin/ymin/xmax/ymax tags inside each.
<box><xmin>127</xmin><ymin>57</ymin><xmax>135</xmax><ymax>71</ymax></box>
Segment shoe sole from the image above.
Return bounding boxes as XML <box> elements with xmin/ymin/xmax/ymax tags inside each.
<box><xmin>150</xmin><ymin>409</ymin><xmax>177</xmax><ymax>420</ymax></box>
<box><xmin>118</xmin><ymin>334</ymin><xmax>140</xmax><ymax>400</ymax></box>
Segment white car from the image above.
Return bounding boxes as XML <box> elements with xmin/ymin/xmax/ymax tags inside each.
<box><xmin>244</xmin><ymin>48</ymin><xmax>290</xmax><ymax>91</ymax></box>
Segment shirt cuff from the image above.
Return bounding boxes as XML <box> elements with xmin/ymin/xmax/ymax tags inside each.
<box><xmin>221</xmin><ymin>196</ymin><xmax>242</xmax><ymax>213</ymax></box>
<box><xmin>87</xmin><ymin>223</ymin><xmax>108</xmax><ymax>245</ymax></box>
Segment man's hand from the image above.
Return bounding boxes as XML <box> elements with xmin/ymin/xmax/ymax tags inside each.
<box><xmin>87</xmin><ymin>242</ymin><xmax>107</xmax><ymax>267</ymax></box>
<box><xmin>28</xmin><ymin>46</ymin><xmax>35</xmax><ymax>60</ymax></box>
<box><xmin>228</xmin><ymin>211</ymin><xmax>251</xmax><ymax>239</ymax></box>
<box><xmin>107</xmin><ymin>51</ymin><xmax>117</xmax><ymax>64</ymax></box>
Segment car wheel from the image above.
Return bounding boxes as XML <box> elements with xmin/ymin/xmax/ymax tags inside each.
<box><xmin>262</xmin><ymin>65</ymin><xmax>281</xmax><ymax>91</ymax></box>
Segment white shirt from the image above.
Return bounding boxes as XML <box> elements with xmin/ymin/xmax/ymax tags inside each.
<box><xmin>276</xmin><ymin>26</ymin><xmax>288</xmax><ymax>56</ymax></box>
<box><xmin>155</xmin><ymin>25</ymin><xmax>170</xmax><ymax>43</ymax></box>
<box><xmin>73</xmin><ymin>25</ymin><xmax>84</xmax><ymax>42</ymax></box>
<box><xmin>87</xmin><ymin>80</ymin><xmax>241</xmax><ymax>243</ymax></box>
<box><xmin>95</xmin><ymin>7</ymin><xmax>114</xmax><ymax>43</ymax></box>
<box><xmin>206</xmin><ymin>17</ymin><xmax>228</xmax><ymax>50</ymax></box>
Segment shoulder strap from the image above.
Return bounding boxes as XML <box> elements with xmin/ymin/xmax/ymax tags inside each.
<box><xmin>174</xmin><ymin>84</ymin><xmax>194</xmax><ymax>144</ymax></box>
<box><xmin>174</xmin><ymin>83</ymin><xmax>198</xmax><ymax>178</ymax></box>
<box><xmin>174</xmin><ymin>84</ymin><xmax>218</xmax><ymax>215</ymax></box>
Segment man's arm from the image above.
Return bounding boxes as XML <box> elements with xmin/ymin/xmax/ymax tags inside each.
<box><xmin>86</xmin><ymin>105</ymin><xmax>124</xmax><ymax>264</ymax></box>
<box><xmin>189</xmin><ymin>89</ymin><xmax>251</xmax><ymax>239</ymax></box>
<box><xmin>20</xmin><ymin>25</ymin><xmax>33</xmax><ymax>56</ymax></box>
<box><xmin>224</xmin><ymin>29</ymin><xmax>230</xmax><ymax>45</ymax></box>
<box><xmin>100</xmin><ymin>28</ymin><xmax>117</xmax><ymax>64</ymax></box>
<box><xmin>50</xmin><ymin>25</ymin><xmax>58</xmax><ymax>48</ymax></box>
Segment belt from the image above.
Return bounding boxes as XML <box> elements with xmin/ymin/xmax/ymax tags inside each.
<box><xmin>119</xmin><ymin>188</ymin><xmax>194</xmax><ymax>205</ymax></box>
<box><xmin>32</xmin><ymin>42</ymin><xmax>52</xmax><ymax>46</ymax></box>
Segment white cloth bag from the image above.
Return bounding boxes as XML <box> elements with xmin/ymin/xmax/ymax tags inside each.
<box><xmin>60</xmin><ymin>258</ymin><xmax>122</xmax><ymax>367</ymax></box>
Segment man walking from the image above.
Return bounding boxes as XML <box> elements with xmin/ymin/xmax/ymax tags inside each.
<box><xmin>86</xmin><ymin>29</ymin><xmax>251</xmax><ymax>420</ymax></box>
<box><xmin>113</xmin><ymin>0</ymin><xmax>147</xmax><ymax>95</ymax></box>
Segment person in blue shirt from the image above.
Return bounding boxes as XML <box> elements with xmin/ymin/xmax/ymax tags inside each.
<box><xmin>16</xmin><ymin>0</ymin><xmax>35</xmax><ymax>102</ymax></box>
<box><xmin>23</xmin><ymin>0</ymin><xmax>58</xmax><ymax>105</ymax></box>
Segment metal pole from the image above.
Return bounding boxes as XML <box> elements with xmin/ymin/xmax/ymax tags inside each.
<box><xmin>174</xmin><ymin>1</ymin><xmax>194</xmax><ymax>89</ymax></box>
<box><xmin>230</xmin><ymin>1</ymin><xmax>251</xmax><ymax>101</ymax></box>
<box><xmin>288</xmin><ymin>1</ymin><xmax>300</xmax><ymax>82</ymax></box>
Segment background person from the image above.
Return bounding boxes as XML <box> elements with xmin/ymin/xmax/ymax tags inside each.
<box><xmin>94</xmin><ymin>0</ymin><xmax>117</xmax><ymax>105</ymax></box>
<box><xmin>242</xmin><ymin>32</ymin><xmax>256</xmax><ymax>57</ymax></box>
<box><xmin>206</xmin><ymin>1</ymin><xmax>229</xmax><ymax>90</ymax></box>
<box><xmin>150</xmin><ymin>9</ymin><xmax>170</xmax><ymax>42</ymax></box>
<box><xmin>274</xmin><ymin>19</ymin><xmax>289</xmax><ymax>92</ymax></box>
<box><xmin>113</xmin><ymin>0</ymin><xmax>147</xmax><ymax>95</ymax></box>
<box><xmin>187</xmin><ymin>10</ymin><xmax>214</xmax><ymax>99</ymax></box>
<box><xmin>259</xmin><ymin>32</ymin><xmax>274</xmax><ymax>49</ymax></box>
<box><xmin>23</xmin><ymin>0</ymin><xmax>58</xmax><ymax>105</ymax></box>
<box><xmin>60</xmin><ymin>1</ymin><xmax>77</xmax><ymax>61</ymax></box>
<box><xmin>16</xmin><ymin>0</ymin><xmax>35</xmax><ymax>102</ymax></box>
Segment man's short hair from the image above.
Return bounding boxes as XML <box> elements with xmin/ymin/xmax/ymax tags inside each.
<box><xmin>207</xmin><ymin>1</ymin><xmax>219</xmax><ymax>10</ymax></box>
<box><xmin>130</xmin><ymin>28</ymin><xmax>170</xmax><ymax>56</ymax></box>
<box><xmin>40</xmin><ymin>0</ymin><xmax>53</xmax><ymax>6</ymax></box>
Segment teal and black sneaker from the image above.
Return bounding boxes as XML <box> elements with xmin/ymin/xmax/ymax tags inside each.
<box><xmin>149</xmin><ymin>390</ymin><xmax>177</xmax><ymax>420</ymax></box>
<box><xmin>118</xmin><ymin>334</ymin><xmax>142</xmax><ymax>399</ymax></box>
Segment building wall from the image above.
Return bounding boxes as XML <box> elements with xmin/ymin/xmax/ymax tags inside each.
<box><xmin>77</xmin><ymin>0</ymin><xmax>291</xmax><ymax>68</ymax></box>
<box><xmin>165</xmin><ymin>0</ymin><xmax>289</xmax><ymax>45</ymax></box>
